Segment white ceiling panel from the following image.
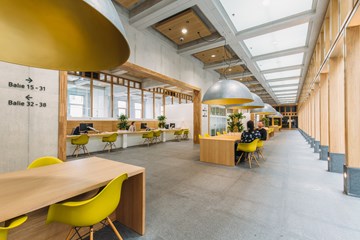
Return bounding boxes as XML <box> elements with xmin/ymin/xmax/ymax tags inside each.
<box><xmin>268</xmin><ymin>78</ymin><xmax>300</xmax><ymax>87</ymax></box>
<box><xmin>257</xmin><ymin>53</ymin><xmax>304</xmax><ymax>71</ymax></box>
<box><xmin>272</xmin><ymin>86</ymin><xmax>298</xmax><ymax>91</ymax></box>
<box><xmin>264</xmin><ymin>69</ymin><xmax>302</xmax><ymax>80</ymax></box>
<box><xmin>243</xmin><ymin>23</ymin><xmax>309</xmax><ymax>56</ymax></box>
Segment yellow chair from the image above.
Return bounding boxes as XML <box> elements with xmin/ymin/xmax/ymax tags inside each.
<box><xmin>256</xmin><ymin>140</ymin><xmax>265</xmax><ymax>161</ymax></box>
<box><xmin>102</xmin><ymin>133</ymin><xmax>118</xmax><ymax>152</ymax></box>
<box><xmin>236</xmin><ymin>139</ymin><xmax>260</xmax><ymax>168</ymax></box>
<box><xmin>198</xmin><ymin>134</ymin><xmax>203</xmax><ymax>139</ymax></box>
<box><xmin>204</xmin><ymin>133</ymin><xmax>210</xmax><ymax>137</ymax></box>
<box><xmin>46</xmin><ymin>174</ymin><xmax>128</xmax><ymax>240</ymax></box>
<box><xmin>222</xmin><ymin>131</ymin><xmax>227</xmax><ymax>135</ymax></box>
<box><xmin>216</xmin><ymin>132</ymin><xmax>221</xmax><ymax>136</ymax></box>
<box><xmin>153</xmin><ymin>130</ymin><xmax>162</xmax><ymax>144</ymax></box>
<box><xmin>0</xmin><ymin>215</ymin><xmax>28</xmax><ymax>240</ymax></box>
<box><xmin>182</xmin><ymin>129</ymin><xmax>189</xmax><ymax>140</ymax></box>
<box><xmin>174</xmin><ymin>129</ymin><xmax>183</xmax><ymax>141</ymax></box>
<box><xmin>142</xmin><ymin>131</ymin><xmax>154</xmax><ymax>147</ymax></box>
<box><xmin>28</xmin><ymin>156</ymin><xmax>63</xmax><ymax>169</ymax></box>
<box><xmin>71</xmin><ymin>134</ymin><xmax>90</xmax><ymax>157</ymax></box>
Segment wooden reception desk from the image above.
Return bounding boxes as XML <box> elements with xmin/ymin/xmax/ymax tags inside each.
<box><xmin>0</xmin><ymin>157</ymin><xmax>145</xmax><ymax>239</ymax></box>
<box><xmin>200</xmin><ymin>135</ymin><xmax>241</xmax><ymax>167</ymax></box>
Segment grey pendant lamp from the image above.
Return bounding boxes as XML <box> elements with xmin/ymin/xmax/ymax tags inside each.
<box><xmin>269</xmin><ymin>111</ymin><xmax>283</xmax><ymax>118</ymax></box>
<box><xmin>0</xmin><ymin>0</ymin><xmax>130</xmax><ymax>71</ymax></box>
<box><xmin>226</xmin><ymin>93</ymin><xmax>264</xmax><ymax>109</ymax></box>
<box><xmin>202</xmin><ymin>79</ymin><xmax>254</xmax><ymax>105</ymax></box>
<box><xmin>250</xmin><ymin>103</ymin><xmax>276</xmax><ymax>115</ymax></box>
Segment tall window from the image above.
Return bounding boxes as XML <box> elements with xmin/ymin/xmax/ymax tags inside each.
<box><xmin>143</xmin><ymin>91</ymin><xmax>154</xmax><ymax>119</ymax></box>
<box><xmin>130</xmin><ymin>89</ymin><xmax>142</xmax><ymax>119</ymax></box>
<box><xmin>113</xmin><ymin>85</ymin><xmax>128</xmax><ymax>117</ymax></box>
<box><xmin>165</xmin><ymin>95</ymin><xmax>172</xmax><ymax>105</ymax></box>
<box><xmin>67</xmin><ymin>76</ymin><xmax>91</xmax><ymax>118</ymax></box>
<box><xmin>155</xmin><ymin>93</ymin><xmax>163</xmax><ymax>117</ymax></box>
<box><xmin>93</xmin><ymin>80</ymin><xmax>111</xmax><ymax>118</ymax></box>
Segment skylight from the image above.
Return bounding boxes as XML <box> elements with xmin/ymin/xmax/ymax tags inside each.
<box><xmin>244</xmin><ymin>23</ymin><xmax>309</xmax><ymax>56</ymax></box>
<box><xmin>268</xmin><ymin>79</ymin><xmax>299</xmax><ymax>87</ymax></box>
<box><xmin>219</xmin><ymin>0</ymin><xmax>313</xmax><ymax>31</ymax></box>
<box><xmin>272</xmin><ymin>86</ymin><xmax>298</xmax><ymax>91</ymax></box>
<box><xmin>264</xmin><ymin>69</ymin><xmax>301</xmax><ymax>80</ymax></box>
<box><xmin>257</xmin><ymin>53</ymin><xmax>304</xmax><ymax>71</ymax></box>
<box><xmin>275</xmin><ymin>91</ymin><xmax>297</xmax><ymax>95</ymax></box>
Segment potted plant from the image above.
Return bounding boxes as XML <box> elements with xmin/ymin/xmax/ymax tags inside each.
<box><xmin>157</xmin><ymin>115</ymin><xmax>166</xmax><ymax>128</ymax></box>
<box><xmin>227</xmin><ymin>112</ymin><xmax>245</xmax><ymax>132</ymax></box>
<box><xmin>117</xmin><ymin>114</ymin><xmax>128</xmax><ymax>130</ymax></box>
<box><xmin>261</xmin><ymin>117</ymin><xmax>270</xmax><ymax>127</ymax></box>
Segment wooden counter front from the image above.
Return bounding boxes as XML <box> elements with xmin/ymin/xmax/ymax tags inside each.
<box><xmin>200</xmin><ymin>135</ymin><xmax>240</xmax><ymax>166</ymax></box>
<box><xmin>0</xmin><ymin>157</ymin><xmax>145</xmax><ymax>239</ymax></box>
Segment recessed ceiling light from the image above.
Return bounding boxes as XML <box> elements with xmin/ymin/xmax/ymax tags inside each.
<box><xmin>181</xmin><ymin>28</ymin><xmax>188</xmax><ymax>34</ymax></box>
<box><xmin>211</xmin><ymin>54</ymin><xmax>216</xmax><ymax>58</ymax></box>
<box><xmin>228</xmin><ymin>68</ymin><xmax>232</xmax><ymax>71</ymax></box>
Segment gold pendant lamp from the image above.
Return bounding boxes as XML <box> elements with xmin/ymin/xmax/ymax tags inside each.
<box><xmin>0</xmin><ymin>0</ymin><xmax>130</xmax><ymax>71</ymax></box>
<box><xmin>202</xmin><ymin>79</ymin><xmax>254</xmax><ymax>105</ymax></box>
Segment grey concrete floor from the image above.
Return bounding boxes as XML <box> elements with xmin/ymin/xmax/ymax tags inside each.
<box><xmin>82</xmin><ymin>130</ymin><xmax>360</xmax><ymax>240</ymax></box>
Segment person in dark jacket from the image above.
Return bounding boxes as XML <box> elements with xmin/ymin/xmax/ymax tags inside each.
<box><xmin>256</xmin><ymin>121</ymin><xmax>267</xmax><ymax>141</ymax></box>
<box><xmin>240</xmin><ymin>120</ymin><xmax>261</xmax><ymax>143</ymax></box>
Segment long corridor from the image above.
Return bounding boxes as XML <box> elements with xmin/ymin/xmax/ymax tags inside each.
<box><xmin>89</xmin><ymin>131</ymin><xmax>360</xmax><ymax>240</ymax></box>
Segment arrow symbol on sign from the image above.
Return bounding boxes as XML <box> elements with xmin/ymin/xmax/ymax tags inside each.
<box><xmin>25</xmin><ymin>95</ymin><xmax>32</xmax><ymax>101</ymax></box>
<box><xmin>25</xmin><ymin>77</ymin><xmax>33</xmax><ymax>83</ymax></box>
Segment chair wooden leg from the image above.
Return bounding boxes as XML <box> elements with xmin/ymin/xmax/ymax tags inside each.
<box><xmin>90</xmin><ymin>226</ymin><xmax>94</xmax><ymax>240</ymax></box>
<box><xmin>259</xmin><ymin>149</ymin><xmax>265</xmax><ymax>161</ymax></box>
<box><xmin>248</xmin><ymin>153</ymin><xmax>252</xmax><ymax>168</ymax></box>
<box><xmin>236</xmin><ymin>152</ymin><xmax>244</xmax><ymax>165</ymax></box>
<box><xmin>106</xmin><ymin>217</ymin><xmax>123</xmax><ymax>240</ymax></box>
<box><xmin>65</xmin><ymin>227</ymin><xmax>74</xmax><ymax>240</ymax></box>
<box><xmin>252</xmin><ymin>153</ymin><xmax>260</xmax><ymax>167</ymax></box>
<box><xmin>72</xmin><ymin>146</ymin><xmax>79</xmax><ymax>157</ymax></box>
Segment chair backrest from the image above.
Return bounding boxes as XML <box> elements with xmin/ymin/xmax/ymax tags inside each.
<box><xmin>153</xmin><ymin>130</ymin><xmax>162</xmax><ymax>137</ymax></box>
<box><xmin>216</xmin><ymin>132</ymin><xmax>221</xmax><ymax>136</ymax></box>
<box><xmin>222</xmin><ymin>131</ymin><xmax>227</xmax><ymax>135</ymax></box>
<box><xmin>142</xmin><ymin>131</ymin><xmax>153</xmax><ymax>138</ymax></box>
<box><xmin>102</xmin><ymin>133</ymin><xmax>118</xmax><ymax>142</ymax></box>
<box><xmin>174</xmin><ymin>130</ymin><xmax>183</xmax><ymax>135</ymax></box>
<box><xmin>236</xmin><ymin>139</ymin><xmax>259</xmax><ymax>152</ymax></box>
<box><xmin>28</xmin><ymin>156</ymin><xmax>63</xmax><ymax>169</ymax></box>
<box><xmin>47</xmin><ymin>174</ymin><xmax>128</xmax><ymax>227</ymax></box>
<box><xmin>257</xmin><ymin>140</ymin><xmax>264</xmax><ymax>148</ymax></box>
<box><xmin>204</xmin><ymin>133</ymin><xmax>210</xmax><ymax>137</ymax></box>
<box><xmin>183</xmin><ymin>129</ymin><xmax>189</xmax><ymax>134</ymax></box>
<box><xmin>0</xmin><ymin>215</ymin><xmax>28</xmax><ymax>240</ymax></box>
<box><xmin>198</xmin><ymin>134</ymin><xmax>203</xmax><ymax>139</ymax></box>
<box><xmin>71</xmin><ymin>134</ymin><xmax>89</xmax><ymax>145</ymax></box>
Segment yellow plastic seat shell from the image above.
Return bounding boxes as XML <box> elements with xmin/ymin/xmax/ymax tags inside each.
<box><xmin>153</xmin><ymin>130</ymin><xmax>162</xmax><ymax>143</ymax></box>
<box><xmin>236</xmin><ymin>139</ymin><xmax>260</xmax><ymax>168</ymax></box>
<box><xmin>0</xmin><ymin>215</ymin><xmax>28</xmax><ymax>240</ymax></box>
<box><xmin>102</xmin><ymin>133</ymin><xmax>118</xmax><ymax>152</ymax></box>
<box><xmin>28</xmin><ymin>156</ymin><xmax>63</xmax><ymax>169</ymax></box>
<box><xmin>204</xmin><ymin>133</ymin><xmax>210</xmax><ymax>138</ymax></box>
<box><xmin>142</xmin><ymin>131</ymin><xmax>154</xmax><ymax>146</ymax></box>
<box><xmin>174</xmin><ymin>130</ymin><xmax>183</xmax><ymax>141</ymax></box>
<box><xmin>198</xmin><ymin>134</ymin><xmax>203</xmax><ymax>139</ymax></box>
<box><xmin>71</xmin><ymin>134</ymin><xmax>90</xmax><ymax>157</ymax></box>
<box><xmin>47</xmin><ymin>174</ymin><xmax>128</xmax><ymax>237</ymax></box>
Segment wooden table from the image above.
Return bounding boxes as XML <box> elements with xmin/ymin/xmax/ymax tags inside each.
<box><xmin>200</xmin><ymin>135</ymin><xmax>240</xmax><ymax>166</ymax></box>
<box><xmin>0</xmin><ymin>157</ymin><xmax>145</xmax><ymax>239</ymax></box>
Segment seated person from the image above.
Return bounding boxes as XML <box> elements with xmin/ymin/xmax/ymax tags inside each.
<box><xmin>235</xmin><ymin>120</ymin><xmax>261</xmax><ymax>162</ymax></box>
<box><xmin>256</xmin><ymin>121</ymin><xmax>267</xmax><ymax>141</ymax></box>
<box><xmin>128</xmin><ymin>121</ymin><xmax>136</xmax><ymax>132</ymax></box>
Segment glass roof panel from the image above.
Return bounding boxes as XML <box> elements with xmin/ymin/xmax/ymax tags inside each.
<box><xmin>219</xmin><ymin>0</ymin><xmax>313</xmax><ymax>31</ymax></box>
<box><xmin>272</xmin><ymin>86</ymin><xmax>298</xmax><ymax>91</ymax></box>
<box><xmin>257</xmin><ymin>53</ymin><xmax>304</xmax><ymax>71</ymax></box>
<box><xmin>268</xmin><ymin>78</ymin><xmax>299</xmax><ymax>87</ymax></box>
<box><xmin>264</xmin><ymin>69</ymin><xmax>301</xmax><ymax>80</ymax></box>
<box><xmin>275</xmin><ymin>91</ymin><xmax>297</xmax><ymax>95</ymax></box>
<box><xmin>244</xmin><ymin>23</ymin><xmax>309</xmax><ymax>56</ymax></box>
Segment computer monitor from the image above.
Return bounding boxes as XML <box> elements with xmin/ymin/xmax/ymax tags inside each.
<box><xmin>165</xmin><ymin>124</ymin><xmax>169</xmax><ymax>129</ymax></box>
<box><xmin>79</xmin><ymin>123</ymin><xmax>88</xmax><ymax>132</ymax></box>
<box><xmin>170</xmin><ymin>123</ymin><xmax>175</xmax><ymax>129</ymax></box>
<box><xmin>140</xmin><ymin>123</ymin><xmax>147</xmax><ymax>129</ymax></box>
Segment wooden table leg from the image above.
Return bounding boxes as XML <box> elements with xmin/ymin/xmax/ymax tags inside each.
<box><xmin>116</xmin><ymin>172</ymin><xmax>145</xmax><ymax>235</ymax></box>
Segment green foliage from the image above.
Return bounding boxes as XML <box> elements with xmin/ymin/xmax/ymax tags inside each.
<box><xmin>157</xmin><ymin>115</ymin><xmax>167</xmax><ymax>128</ymax></box>
<box><xmin>227</xmin><ymin>112</ymin><xmax>245</xmax><ymax>132</ymax></box>
<box><xmin>117</xmin><ymin>114</ymin><xmax>128</xmax><ymax>130</ymax></box>
<box><xmin>261</xmin><ymin>117</ymin><xmax>270</xmax><ymax>127</ymax></box>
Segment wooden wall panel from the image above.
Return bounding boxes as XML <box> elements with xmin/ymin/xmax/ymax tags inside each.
<box><xmin>328</xmin><ymin>56</ymin><xmax>345</xmax><ymax>154</ymax></box>
<box><xmin>58</xmin><ymin>72</ymin><xmax>67</xmax><ymax>161</ymax></box>
<box><xmin>320</xmin><ymin>73</ymin><xmax>329</xmax><ymax>146</ymax></box>
<box><xmin>314</xmin><ymin>86</ymin><xmax>321</xmax><ymax>141</ymax></box>
<box><xmin>345</xmin><ymin>26</ymin><xmax>360</xmax><ymax>167</ymax></box>
<box><xmin>330</xmin><ymin>0</ymin><xmax>340</xmax><ymax>43</ymax></box>
<box><xmin>193</xmin><ymin>90</ymin><xmax>201</xmax><ymax>144</ymax></box>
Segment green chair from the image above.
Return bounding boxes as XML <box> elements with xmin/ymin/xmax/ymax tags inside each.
<box><xmin>153</xmin><ymin>130</ymin><xmax>162</xmax><ymax>144</ymax></box>
<box><xmin>142</xmin><ymin>131</ymin><xmax>154</xmax><ymax>147</ymax></box>
<box><xmin>71</xmin><ymin>134</ymin><xmax>90</xmax><ymax>157</ymax></box>
<box><xmin>182</xmin><ymin>129</ymin><xmax>189</xmax><ymax>140</ymax></box>
<box><xmin>236</xmin><ymin>139</ymin><xmax>260</xmax><ymax>168</ymax></box>
<box><xmin>28</xmin><ymin>156</ymin><xmax>63</xmax><ymax>169</ymax></box>
<box><xmin>102</xmin><ymin>133</ymin><xmax>118</xmax><ymax>152</ymax></box>
<box><xmin>0</xmin><ymin>215</ymin><xmax>28</xmax><ymax>240</ymax></box>
<box><xmin>46</xmin><ymin>174</ymin><xmax>128</xmax><ymax>240</ymax></box>
<box><xmin>174</xmin><ymin>129</ymin><xmax>183</xmax><ymax>141</ymax></box>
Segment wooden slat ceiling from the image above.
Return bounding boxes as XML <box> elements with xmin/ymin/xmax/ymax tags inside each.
<box><xmin>215</xmin><ymin>65</ymin><xmax>245</xmax><ymax>75</ymax></box>
<box><xmin>115</xmin><ymin>0</ymin><xmax>141</xmax><ymax>9</ymax></box>
<box><xmin>193</xmin><ymin>46</ymin><xmax>237</xmax><ymax>64</ymax></box>
<box><xmin>154</xmin><ymin>9</ymin><xmax>212</xmax><ymax>45</ymax></box>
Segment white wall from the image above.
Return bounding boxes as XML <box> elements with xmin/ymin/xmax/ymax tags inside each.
<box><xmin>0</xmin><ymin>62</ymin><xmax>59</xmax><ymax>173</ymax></box>
<box><xmin>166</xmin><ymin>103</ymin><xmax>194</xmax><ymax>138</ymax></box>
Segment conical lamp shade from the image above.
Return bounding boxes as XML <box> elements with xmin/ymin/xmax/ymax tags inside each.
<box><xmin>0</xmin><ymin>0</ymin><xmax>130</xmax><ymax>71</ymax></box>
<box><xmin>202</xmin><ymin>80</ymin><xmax>254</xmax><ymax>105</ymax></box>
<box><xmin>269</xmin><ymin>111</ymin><xmax>283</xmax><ymax>118</ymax></box>
<box><xmin>226</xmin><ymin>93</ymin><xmax>264</xmax><ymax>109</ymax></box>
<box><xmin>250</xmin><ymin>103</ymin><xmax>276</xmax><ymax>115</ymax></box>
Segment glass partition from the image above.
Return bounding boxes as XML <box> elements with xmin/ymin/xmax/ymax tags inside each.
<box><xmin>113</xmin><ymin>84</ymin><xmax>128</xmax><ymax>118</ymax></box>
<box><xmin>143</xmin><ymin>91</ymin><xmax>154</xmax><ymax>119</ymax></box>
<box><xmin>130</xmin><ymin>89</ymin><xmax>142</xmax><ymax>119</ymax></box>
<box><xmin>155</xmin><ymin>93</ymin><xmax>163</xmax><ymax>117</ymax></box>
<box><xmin>92</xmin><ymin>80</ymin><xmax>111</xmax><ymax>118</ymax></box>
<box><xmin>67</xmin><ymin>76</ymin><xmax>91</xmax><ymax>118</ymax></box>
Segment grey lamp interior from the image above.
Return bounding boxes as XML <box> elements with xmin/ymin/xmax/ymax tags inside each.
<box><xmin>202</xmin><ymin>79</ymin><xmax>254</xmax><ymax>105</ymax></box>
<box><xmin>225</xmin><ymin>93</ymin><xmax>264</xmax><ymax>109</ymax></box>
<box><xmin>250</xmin><ymin>103</ymin><xmax>277</xmax><ymax>115</ymax></box>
